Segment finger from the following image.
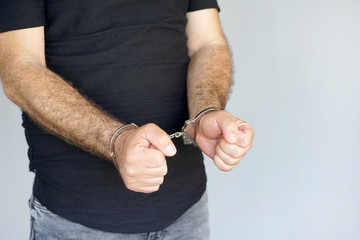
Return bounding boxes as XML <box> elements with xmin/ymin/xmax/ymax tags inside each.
<box><xmin>143</xmin><ymin>166</ymin><xmax>168</xmax><ymax>178</ymax></box>
<box><xmin>215</xmin><ymin>142</ymin><xmax>242</xmax><ymax>166</ymax></box>
<box><xmin>130</xmin><ymin>177</ymin><xmax>165</xmax><ymax>188</ymax></box>
<box><xmin>218</xmin><ymin>139</ymin><xmax>247</xmax><ymax>160</ymax></box>
<box><xmin>235</xmin><ymin>120</ymin><xmax>255</xmax><ymax>148</ymax></box>
<box><xmin>216</xmin><ymin>115</ymin><xmax>239</xmax><ymax>144</ymax></box>
<box><xmin>125</xmin><ymin>164</ymin><xmax>167</xmax><ymax>178</ymax></box>
<box><xmin>121</xmin><ymin>155</ymin><xmax>166</xmax><ymax>178</ymax></box>
<box><xmin>142</xmin><ymin>148</ymin><xmax>167</xmax><ymax>168</ymax></box>
<box><xmin>134</xmin><ymin>186</ymin><xmax>161</xmax><ymax>194</ymax></box>
<box><xmin>213</xmin><ymin>154</ymin><xmax>234</xmax><ymax>172</ymax></box>
<box><xmin>141</xmin><ymin>123</ymin><xmax>177</xmax><ymax>157</ymax></box>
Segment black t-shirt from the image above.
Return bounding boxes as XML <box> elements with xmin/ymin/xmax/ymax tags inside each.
<box><xmin>0</xmin><ymin>0</ymin><xmax>219</xmax><ymax>234</ymax></box>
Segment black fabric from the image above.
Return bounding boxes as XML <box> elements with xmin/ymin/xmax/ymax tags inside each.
<box><xmin>1</xmin><ymin>0</ymin><xmax>219</xmax><ymax>234</ymax></box>
<box><xmin>188</xmin><ymin>0</ymin><xmax>220</xmax><ymax>12</ymax></box>
<box><xmin>0</xmin><ymin>0</ymin><xmax>45</xmax><ymax>33</ymax></box>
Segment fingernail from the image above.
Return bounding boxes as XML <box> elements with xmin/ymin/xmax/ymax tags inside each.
<box><xmin>166</xmin><ymin>145</ymin><xmax>176</xmax><ymax>155</ymax></box>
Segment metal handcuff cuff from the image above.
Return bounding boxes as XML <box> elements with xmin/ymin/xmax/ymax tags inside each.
<box><xmin>169</xmin><ymin>107</ymin><xmax>220</xmax><ymax>146</ymax></box>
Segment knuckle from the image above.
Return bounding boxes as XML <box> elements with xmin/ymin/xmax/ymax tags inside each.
<box><xmin>221</xmin><ymin>165</ymin><xmax>233</xmax><ymax>172</ymax></box>
<box><xmin>124</xmin><ymin>167</ymin><xmax>136</xmax><ymax>177</ymax></box>
<box><xmin>124</xmin><ymin>181</ymin><xmax>139</xmax><ymax>192</ymax></box>
<box><xmin>240</xmin><ymin>138</ymin><xmax>250</xmax><ymax>147</ymax></box>
<box><xmin>214</xmin><ymin>155</ymin><xmax>233</xmax><ymax>172</ymax></box>
<box><xmin>157</xmin><ymin>177</ymin><xmax>164</xmax><ymax>185</ymax></box>
<box><xmin>141</xmin><ymin>188</ymin><xmax>152</xmax><ymax>194</ymax></box>
<box><xmin>125</xmin><ymin>183</ymin><xmax>137</xmax><ymax>192</ymax></box>
<box><xmin>226</xmin><ymin>158</ymin><xmax>238</xmax><ymax>166</ymax></box>
<box><xmin>124</xmin><ymin>178</ymin><xmax>135</xmax><ymax>186</ymax></box>
<box><xmin>161</xmin><ymin>165</ymin><xmax>168</xmax><ymax>176</ymax></box>
<box><xmin>143</xmin><ymin>186</ymin><xmax>160</xmax><ymax>193</ymax></box>
<box><xmin>233</xmin><ymin>148</ymin><xmax>244</xmax><ymax>159</ymax></box>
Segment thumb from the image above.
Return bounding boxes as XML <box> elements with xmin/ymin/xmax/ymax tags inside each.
<box><xmin>235</xmin><ymin>120</ymin><xmax>253</xmax><ymax>148</ymax></box>
<box><xmin>217</xmin><ymin>117</ymin><xmax>238</xmax><ymax>144</ymax></box>
<box><xmin>141</xmin><ymin>124</ymin><xmax>177</xmax><ymax>157</ymax></box>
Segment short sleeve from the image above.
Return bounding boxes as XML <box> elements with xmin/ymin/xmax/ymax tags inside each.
<box><xmin>0</xmin><ymin>0</ymin><xmax>45</xmax><ymax>33</ymax></box>
<box><xmin>188</xmin><ymin>0</ymin><xmax>220</xmax><ymax>12</ymax></box>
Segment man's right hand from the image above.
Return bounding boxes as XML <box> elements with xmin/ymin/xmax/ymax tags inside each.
<box><xmin>113</xmin><ymin>123</ymin><xmax>177</xmax><ymax>193</ymax></box>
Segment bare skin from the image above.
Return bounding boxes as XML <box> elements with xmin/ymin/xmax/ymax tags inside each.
<box><xmin>186</xmin><ymin>10</ymin><xmax>232</xmax><ymax>116</ymax></box>
<box><xmin>186</xmin><ymin>9</ymin><xmax>254</xmax><ymax>171</ymax></box>
<box><xmin>0</xmin><ymin>9</ymin><xmax>254</xmax><ymax>193</ymax></box>
<box><xmin>0</xmin><ymin>27</ymin><xmax>125</xmax><ymax>160</ymax></box>
<box><xmin>0</xmin><ymin>28</ymin><xmax>176</xmax><ymax>194</ymax></box>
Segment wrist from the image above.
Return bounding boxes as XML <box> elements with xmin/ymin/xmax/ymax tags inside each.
<box><xmin>189</xmin><ymin>105</ymin><xmax>223</xmax><ymax>119</ymax></box>
<box><xmin>109</xmin><ymin>123</ymin><xmax>138</xmax><ymax>169</ymax></box>
<box><xmin>185</xmin><ymin>107</ymin><xmax>221</xmax><ymax>141</ymax></box>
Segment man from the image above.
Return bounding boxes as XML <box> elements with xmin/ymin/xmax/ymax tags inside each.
<box><xmin>0</xmin><ymin>0</ymin><xmax>254</xmax><ymax>239</ymax></box>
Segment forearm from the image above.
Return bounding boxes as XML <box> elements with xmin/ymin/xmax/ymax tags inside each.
<box><xmin>1</xmin><ymin>57</ymin><xmax>122</xmax><ymax>160</ymax></box>
<box><xmin>187</xmin><ymin>42</ymin><xmax>233</xmax><ymax>117</ymax></box>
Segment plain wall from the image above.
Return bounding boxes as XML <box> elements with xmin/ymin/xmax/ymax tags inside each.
<box><xmin>1</xmin><ymin>0</ymin><xmax>359</xmax><ymax>239</ymax></box>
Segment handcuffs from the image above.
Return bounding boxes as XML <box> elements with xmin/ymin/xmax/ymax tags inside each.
<box><xmin>169</xmin><ymin>107</ymin><xmax>220</xmax><ymax>146</ymax></box>
<box><xmin>110</xmin><ymin>107</ymin><xmax>220</xmax><ymax>162</ymax></box>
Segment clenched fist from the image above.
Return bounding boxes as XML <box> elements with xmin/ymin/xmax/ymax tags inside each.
<box><xmin>194</xmin><ymin>110</ymin><xmax>255</xmax><ymax>171</ymax></box>
<box><xmin>113</xmin><ymin>123</ymin><xmax>177</xmax><ymax>193</ymax></box>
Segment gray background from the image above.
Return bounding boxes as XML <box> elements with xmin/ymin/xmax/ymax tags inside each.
<box><xmin>1</xmin><ymin>0</ymin><xmax>359</xmax><ymax>239</ymax></box>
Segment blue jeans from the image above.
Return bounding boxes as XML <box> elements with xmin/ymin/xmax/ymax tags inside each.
<box><xmin>29</xmin><ymin>192</ymin><xmax>209</xmax><ymax>240</ymax></box>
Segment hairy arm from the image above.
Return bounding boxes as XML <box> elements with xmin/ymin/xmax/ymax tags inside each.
<box><xmin>185</xmin><ymin>9</ymin><xmax>254</xmax><ymax>171</ymax></box>
<box><xmin>0</xmin><ymin>27</ymin><xmax>176</xmax><ymax>192</ymax></box>
<box><xmin>186</xmin><ymin>9</ymin><xmax>233</xmax><ymax>117</ymax></box>
<box><xmin>0</xmin><ymin>27</ymin><xmax>122</xmax><ymax>160</ymax></box>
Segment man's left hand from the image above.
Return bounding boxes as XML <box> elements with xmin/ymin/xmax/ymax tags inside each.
<box><xmin>194</xmin><ymin>110</ymin><xmax>254</xmax><ymax>171</ymax></box>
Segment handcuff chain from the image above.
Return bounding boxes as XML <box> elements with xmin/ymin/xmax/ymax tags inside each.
<box><xmin>169</xmin><ymin>107</ymin><xmax>220</xmax><ymax>145</ymax></box>
<box><xmin>169</xmin><ymin>132</ymin><xmax>183</xmax><ymax>139</ymax></box>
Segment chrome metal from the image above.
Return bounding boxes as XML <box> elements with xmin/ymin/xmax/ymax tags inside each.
<box><xmin>169</xmin><ymin>107</ymin><xmax>220</xmax><ymax>146</ymax></box>
<box><xmin>169</xmin><ymin>132</ymin><xmax>183</xmax><ymax>139</ymax></box>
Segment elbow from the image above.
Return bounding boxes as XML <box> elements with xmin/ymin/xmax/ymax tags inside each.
<box><xmin>1</xmin><ymin>77</ymin><xmax>17</xmax><ymax>103</ymax></box>
<box><xmin>187</xmin><ymin>45</ymin><xmax>199</xmax><ymax>58</ymax></box>
<box><xmin>187</xmin><ymin>40</ymin><xmax>228</xmax><ymax>59</ymax></box>
<box><xmin>187</xmin><ymin>41</ymin><xmax>210</xmax><ymax>58</ymax></box>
